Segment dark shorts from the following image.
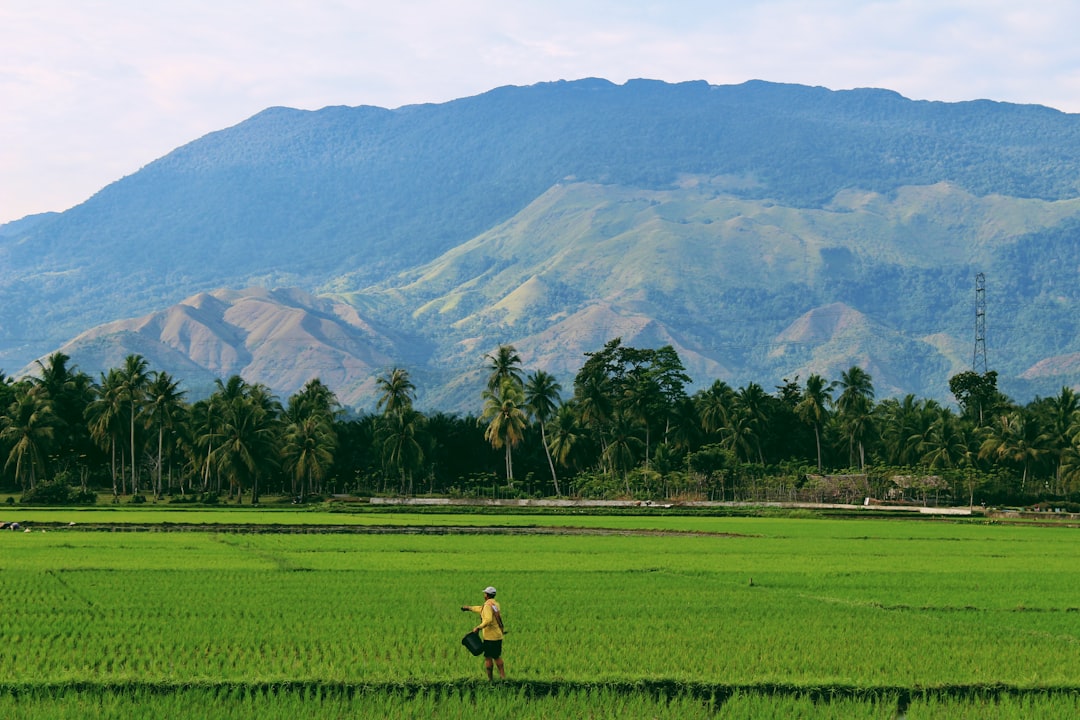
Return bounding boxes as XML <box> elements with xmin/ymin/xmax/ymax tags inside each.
<box><xmin>482</xmin><ymin>639</ymin><xmax>502</xmax><ymax>659</ymax></box>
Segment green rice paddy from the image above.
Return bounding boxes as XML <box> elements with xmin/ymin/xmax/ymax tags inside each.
<box><xmin>0</xmin><ymin>509</ymin><xmax>1077</xmax><ymax>717</ymax></box>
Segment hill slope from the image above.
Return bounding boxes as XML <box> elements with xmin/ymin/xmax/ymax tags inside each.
<box><xmin>6</xmin><ymin>79</ymin><xmax>1080</xmax><ymax>409</ymax></box>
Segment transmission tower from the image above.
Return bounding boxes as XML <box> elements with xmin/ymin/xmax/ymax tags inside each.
<box><xmin>973</xmin><ymin>272</ymin><xmax>987</xmax><ymax>374</ymax></box>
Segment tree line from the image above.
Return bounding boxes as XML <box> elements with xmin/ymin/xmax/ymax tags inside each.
<box><xmin>1</xmin><ymin>340</ymin><xmax>1076</xmax><ymax>506</ymax></box>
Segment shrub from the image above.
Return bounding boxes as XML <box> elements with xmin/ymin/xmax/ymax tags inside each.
<box><xmin>19</xmin><ymin>482</ymin><xmax>96</xmax><ymax>506</ymax></box>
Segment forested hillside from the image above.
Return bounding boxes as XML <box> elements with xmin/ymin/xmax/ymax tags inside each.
<box><xmin>3</xmin><ymin>78</ymin><xmax>1080</xmax><ymax>410</ymax></box>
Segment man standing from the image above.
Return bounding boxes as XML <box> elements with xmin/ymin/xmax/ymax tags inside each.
<box><xmin>461</xmin><ymin>586</ymin><xmax>505</xmax><ymax>679</ymax></box>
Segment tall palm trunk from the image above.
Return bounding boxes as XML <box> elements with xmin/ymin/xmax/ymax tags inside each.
<box><xmin>540</xmin><ymin>423</ymin><xmax>560</xmax><ymax>496</ymax></box>
<box><xmin>813</xmin><ymin>424</ymin><xmax>823</xmax><ymax>471</ymax></box>
<box><xmin>156</xmin><ymin>425</ymin><xmax>164</xmax><ymax>499</ymax></box>
<box><xmin>130</xmin><ymin>400</ymin><xmax>138</xmax><ymax>494</ymax></box>
<box><xmin>110</xmin><ymin>437</ymin><xmax>118</xmax><ymax>498</ymax></box>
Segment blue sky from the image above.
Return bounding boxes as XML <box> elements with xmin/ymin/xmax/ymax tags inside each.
<box><xmin>2</xmin><ymin>0</ymin><xmax>1079</xmax><ymax>224</ymax></box>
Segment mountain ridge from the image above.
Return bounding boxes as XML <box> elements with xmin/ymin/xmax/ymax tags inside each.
<box><xmin>5</xmin><ymin>78</ymin><xmax>1080</xmax><ymax>410</ymax></box>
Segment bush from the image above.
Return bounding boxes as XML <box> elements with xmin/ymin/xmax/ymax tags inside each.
<box><xmin>20</xmin><ymin>482</ymin><xmax>96</xmax><ymax>506</ymax></box>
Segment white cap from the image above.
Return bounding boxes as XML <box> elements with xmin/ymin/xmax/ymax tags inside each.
<box><xmin>484</xmin><ymin>586</ymin><xmax>497</xmax><ymax>595</ymax></box>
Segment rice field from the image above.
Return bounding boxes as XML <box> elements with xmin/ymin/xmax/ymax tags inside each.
<box><xmin>0</xmin><ymin>511</ymin><xmax>1077</xmax><ymax>717</ymax></box>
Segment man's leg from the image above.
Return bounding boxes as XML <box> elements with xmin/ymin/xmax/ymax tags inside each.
<box><xmin>484</xmin><ymin>657</ymin><xmax>494</xmax><ymax>680</ymax></box>
<box><xmin>494</xmin><ymin>657</ymin><xmax>505</xmax><ymax>678</ymax></box>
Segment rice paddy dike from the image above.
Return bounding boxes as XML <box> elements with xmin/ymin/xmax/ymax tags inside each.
<box><xmin>0</xmin><ymin>506</ymin><xmax>1078</xmax><ymax>718</ymax></box>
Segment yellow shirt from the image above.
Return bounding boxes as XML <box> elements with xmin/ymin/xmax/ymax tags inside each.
<box><xmin>467</xmin><ymin>598</ymin><xmax>504</xmax><ymax>641</ymax></box>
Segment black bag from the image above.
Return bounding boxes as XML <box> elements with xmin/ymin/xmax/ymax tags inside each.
<box><xmin>461</xmin><ymin>630</ymin><xmax>484</xmax><ymax>656</ymax></box>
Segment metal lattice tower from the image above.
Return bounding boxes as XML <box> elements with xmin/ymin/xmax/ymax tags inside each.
<box><xmin>973</xmin><ymin>272</ymin><xmax>987</xmax><ymax>374</ymax></box>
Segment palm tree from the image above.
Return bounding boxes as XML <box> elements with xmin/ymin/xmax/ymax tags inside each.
<box><xmin>733</xmin><ymin>383</ymin><xmax>769</xmax><ymax>465</ymax></box>
<box><xmin>31</xmin><ymin>353</ymin><xmax>96</xmax><ymax>491</ymax></box>
<box><xmin>188</xmin><ymin>397</ymin><xmax>220</xmax><ymax>493</ymax></box>
<box><xmin>1035</xmin><ymin>387</ymin><xmax>1080</xmax><ymax>494</ymax></box>
<box><xmin>144</xmin><ymin>371</ymin><xmax>186</xmax><ymax>499</ymax></box>
<box><xmin>920</xmin><ymin>408</ymin><xmax>977</xmax><ymax>506</ymax></box>
<box><xmin>665</xmin><ymin>396</ymin><xmax>701</xmax><ymax>453</ymax></box>
<box><xmin>118</xmin><ymin>355</ymin><xmax>150</xmax><ymax>494</ymax></box>
<box><xmin>979</xmin><ymin>410</ymin><xmax>1051</xmax><ymax>494</ymax></box>
<box><xmin>604</xmin><ymin>410</ymin><xmax>644</xmax><ymax>495</ymax></box>
<box><xmin>524</xmin><ymin>370</ymin><xmax>563</xmax><ymax>496</ymax></box>
<box><xmin>0</xmin><ymin>372</ymin><xmax>13</xmax><ymax>412</ymax></box>
<box><xmin>795</xmin><ymin>374</ymin><xmax>832</xmax><ymax>471</ymax></box>
<box><xmin>836</xmin><ymin>366</ymin><xmax>875</xmax><ymax>469</ymax></box>
<box><xmin>376</xmin><ymin>367</ymin><xmax>416</xmax><ymax>416</ymax></box>
<box><xmin>282</xmin><ymin>414</ymin><xmax>336</xmax><ymax>498</ymax></box>
<box><xmin>879</xmin><ymin>395</ymin><xmax>941</xmax><ymax>467</ymax></box>
<box><xmin>722</xmin><ymin>406</ymin><xmax>761</xmax><ymax>465</ymax></box>
<box><xmin>289</xmin><ymin>378</ymin><xmax>340</xmax><ymax>422</ymax></box>
<box><xmin>214</xmin><ymin>383</ymin><xmax>280</xmax><ymax>504</ymax></box>
<box><xmin>378</xmin><ymin>407</ymin><xmax>425</xmax><ymax>494</ymax></box>
<box><xmin>486</xmin><ymin>345</ymin><xmax>523</xmax><ymax>392</ymax></box>
<box><xmin>547</xmin><ymin>403</ymin><xmax>582</xmax><ymax>476</ymax></box>
<box><xmin>282</xmin><ymin>379</ymin><xmax>340</xmax><ymax>498</ymax></box>
<box><xmin>480</xmin><ymin>376</ymin><xmax>528</xmax><ymax>486</ymax></box>
<box><xmin>575</xmin><ymin>371</ymin><xmax>613</xmax><ymax>466</ymax></box>
<box><xmin>86</xmin><ymin>369</ymin><xmax>126</xmax><ymax>496</ymax></box>
<box><xmin>622</xmin><ymin>374</ymin><xmax>662</xmax><ymax>470</ymax></box>
<box><xmin>0</xmin><ymin>383</ymin><xmax>56</xmax><ymax>490</ymax></box>
<box><xmin>921</xmin><ymin>409</ymin><xmax>973</xmax><ymax>470</ymax></box>
<box><xmin>197</xmin><ymin>377</ymin><xmax>251</xmax><ymax>494</ymax></box>
<box><xmin>696</xmin><ymin>380</ymin><xmax>734</xmax><ymax>440</ymax></box>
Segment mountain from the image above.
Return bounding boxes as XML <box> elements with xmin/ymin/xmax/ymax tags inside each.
<box><xmin>51</xmin><ymin>287</ymin><xmax>413</xmax><ymax>406</ymax></box>
<box><xmin>5</xmin><ymin>78</ymin><xmax>1080</xmax><ymax>411</ymax></box>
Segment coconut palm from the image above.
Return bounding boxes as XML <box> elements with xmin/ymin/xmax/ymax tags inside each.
<box><xmin>697</xmin><ymin>380</ymin><xmax>735</xmax><ymax>440</ymax></box>
<box><xmin>921</xmin><ymin>409</ymin><xmax>973</xmax><ymax>470</ymax></box>
<box><xmin>378</xmin><ymin>407</ymin><xmax>425</xmax><ymax>494</ymax></box>
<box><xmin>733</xmin><ymin>383</ymin><xmax>769</xmax><ymax>465</ymax></box>
<box><xmin>0</xmin><ymin>383</ymin><xmax>56</xmax><ymax>490</ymax></box>
<box><xmin>282</xmin><ymin>414</ymin><xmax>336</xmax><ymax>498</ymax></box>
<box><xmin>118</xmin><ymin>355</ymin><xmax>150</xmax><ymax>494</ymax></box>
<box><xmin>979</xmin><ymin>410</ymin><xmax>1051</xmax><ymax>494</ymax></box>
<box><xmin>144</xmin><ymin>371</ymin><xmax>186</xmax><ymax>499</ymax></box>
<box><xmin>485</xmin><ymin>345</ymin><xmax>523</xmax><ymax>392</ymax></box>
<box><xmin>289</xmin><ymin>378</ymin><xmax>340</xmax><ymax>422</ymax></box>
<box><xmin>188</xmin><ymin>377</ymin><xmax>247</xmax><ymax>495</ymax></box>
<box><xmin>1034</xmin><ymin>387</ymin><xmax>1080</xmax><ymax>494</ymax></box>
<box><xmin>524</xmin><ymin>369</ymin><xmax>563</xmax><ymax>496</ymax></box>
<box><xmin>836</xmin><ymin>366</ymin><xmax>875</xmax><ymax>469</ymax></box>
<box><xmin>795</xmin><ymin>374</ymin><xmax>832</xmax><ymax>471</ymax></box>
<box><xmin>722</xmin><ymin>406</ymin><xmax>761</xmax><ymax>465</ymax></box>
<box><xmin>879</xmin><ymin>395</ymin><xmax>942</xmax><ymax>467</ymax></box>
<box><xmin>575</xmin><ymin>371</ymin><xmax>613</xmax><ymax>465</ymax></box>
<box><xmin>622</xmin><ymin>374</ymin><xmax>662</xmax><ymax>471</ymax></box>
<box><xmin>480</xmin><ymin>376</ymin><xmax>528</xmax><ymax>485</ymax></box>
<box><xmin>376</xmin><ymin>367</ymin><xmax>416</xmax><ymax>416</ymax></box>
<box><xmin>187</xmin><ymin>398</ymin><xmax>217</xmax><ymax>493</ymax></box>
<box><xmin>213</xmin><ymin>382</ymin><xmax>280</xmax><ymax>504</ymax></box>
<box><xmin>31</xmin><ymin>353</ymin><xmax>94</xmax><ymax>458</ymax></box>
<box><xmin>603</xmin><ymin>410</ymin><xmax>644</xmax><ymax>495</ymax></box>
<box><xmin>664</xmin><ymin>396</ymin><xmax>701</xmax><ymax>454</ymax></box>
<box><xmin>282</xmin><ymin>379</ymin><xmax>340</xmax><ymax>498</ymax></box>
<box><xmin>86</xmin><ymin>369</ymin><xmax>126</xmax><ymax>496</ymax></box>
<box><xmin>547</xmin><ymin>403</ymin><xmax>582</xmax><ymax>476</ymax></box>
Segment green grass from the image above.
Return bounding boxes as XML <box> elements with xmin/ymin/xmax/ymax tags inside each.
<box><xmin>0</xmin><ymin>513</ymin><xmax>1078</xmax><ymax>716</ymax></box>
